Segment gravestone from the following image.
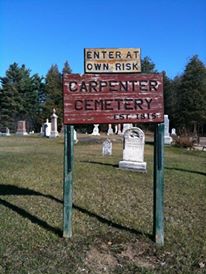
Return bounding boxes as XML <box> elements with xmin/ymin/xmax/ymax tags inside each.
<box><xmin>119</xmin><ymin>127</ymin><xmax>147</xmax><ymax>172</ymax></box>
<box><xmin>50</xmin><ymin>109</ymin><xmax>59</xmax><ymax>138</ymax></box>
<box><xmin>102</xmin><ymin>138</ymin><xmax>112</xmax><ymax>156</ymax></box>
<box><xmin>107</xmin><ymin>124</ymin><xmax>114</xmax><ymax>135</ymax></box>
<box><xmin>60</xmin><ymin>124</ymin><xmax>64</xmax><ymax>135</ymax></box>
<box><xmin>171</xmin><ymin>128</ymin><xmax>176</xmax><ymax>136</ymax></box>
<box><xmin>114</xmin><ymin>125</ymin><xmax>118</xmax><ymax>134</ymax></box>
<box><xmin>122</xmin><ymin>123</ymin><xmax>133</xmax><ymax>135</ymax></box>
<box><xmin>117</xmin><ymin>124</ymin><xmax>122</xmax><ymax>135</ymax></box>
<box><xmin>43</xmin><ymin>119</ymin><xmax>51</xmax><ymax>137</ymax></box>
<box><xmin>74</xmin><ymin>129</ymin><xmax>78</xmax><ymax>144</ymax></box>
<box><xmin>40</xmin><ymin>126</ymin><xmax>44</xmax><ymax>136</ymax></box>
<box><xmin>5</xmin><ymin>128</ymin><xmax>10</xmax><ymax>136</ymax></box>
<box><xmin>0</xmin><ymin>127</ymin><xmax>10</xmax><ymax>136</ymax></box>
<box><xmin>91</xmin><ymin>124</ymin><xmax>100</xmax><ymax>136</ymax></box>
<box><xmin>16</xmin><ymin>121</ymin><xmax>28</xmax><ymax>135</ymax></box>
<box><xmin>164</xmin><ymin>115</ymin><xmax>172</xmax><ymax>145</ymax></box>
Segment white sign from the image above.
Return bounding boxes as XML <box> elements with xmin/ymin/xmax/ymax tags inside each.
<box><xmin>84</xmin><ymin>48</ymin><xmax>141</xmax><ymax>73</ymax></box>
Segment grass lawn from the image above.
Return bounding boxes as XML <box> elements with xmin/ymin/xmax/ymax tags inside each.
<box><xmin>0</xmin><ymin>134</ymin><xmax>205</xmax><ymax>274</ymax></box>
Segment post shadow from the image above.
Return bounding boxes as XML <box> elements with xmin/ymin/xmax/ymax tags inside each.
<box><xmin>0</xmin><ymin>184</ymin><xmax>152</xmax><ymax>239</ymax></box>
<box><xmin>79</xmin><ymin>160</ymin><xmax>118</xmax><ymax>168</ymax></box>
<box><xmin>0</xmin><ymin>184</ymin><xmax>62</xmax><ymax>236</ymax></box>
<box><xmin>0</xmin><ymin>197</ymin><xmax>62</xmax><ymax>237</ymax></box>
<box><xmin>0</xmin><ymin>184</ymin><xmax>62</xmax><ymax>203</ymax></box>
<box><xmin>165</xmin><ymin>166</ymin><xmax>206</xmax><ymax>176</ymax></box>
<box><xmin>73</xmin><ymin>204</ymin><xmax>152</xmax><ymax>240</ymax></box>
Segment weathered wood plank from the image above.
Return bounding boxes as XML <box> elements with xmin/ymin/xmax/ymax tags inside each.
<box><xmin>63</xmin><ymin>73</ymin><xmax>164</xmax><ymax>124</ymax></box>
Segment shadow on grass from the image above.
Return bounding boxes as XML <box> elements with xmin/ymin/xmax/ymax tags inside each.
<box><xmin>80</xmin><ymin>160</ymin><xmax>118</xmax><ymax>168</ymax></box>
<box><xmin>0</xmin><ymin>184</ymin><xmax>62</xmax><ymax>236</ymax></box>
<box><xmin>0</xmin><ymin>197</ymin><xmax>62</xmax><ymax>236</ymax></box>
<box><xmin>165</xmin><ymin>166</ymin><xmax>206</xmax><ymax>176</ymax></box>
<box><xmin>0</xmin><ymin>184</ymin><xmax>62</xmax><ymax>203</ymax></box>
<box><xmin>0</xmin><ymin>184</ymin><xmax>152</xmax><ymax>240</ymax></box>
<box><xmin>73</xmin><ymin>204</ymin><xmax>152</xmax><ymax>240</ymax></box>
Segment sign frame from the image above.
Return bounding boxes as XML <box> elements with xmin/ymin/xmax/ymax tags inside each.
<box><xmin>63</xmin><ymin>48</ymin><xmax>164</xmax><ymax>246</ymax></box>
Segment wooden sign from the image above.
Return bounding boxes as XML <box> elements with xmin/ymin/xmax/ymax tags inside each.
<box><xmin>84</xmin><ymin>48</ymin><xmax>141</xmax><ymax>73</ymax></box>
<box><xmin>63</xmin><ymin>73</ymin><xmax>164</xmax><ymax>124</ymax></box>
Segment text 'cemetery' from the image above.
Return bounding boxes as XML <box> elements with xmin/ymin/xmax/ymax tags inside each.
<box><xmin>63</xmin><ymin>74</ymin><xmax>163</xmax><ymax>124</ymax></box>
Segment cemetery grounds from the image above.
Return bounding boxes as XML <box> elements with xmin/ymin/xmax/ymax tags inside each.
<box><xmin>0</xmin><ymin>134</ymin><xmax>205</xmax><ymax>274</ymax></box>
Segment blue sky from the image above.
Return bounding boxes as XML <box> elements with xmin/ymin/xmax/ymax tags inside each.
<box><xmin>0</xmin><ymin>0</ymin><xmax>205</xmax><ymax>79</ymax></box>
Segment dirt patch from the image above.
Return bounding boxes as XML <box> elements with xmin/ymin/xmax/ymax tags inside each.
<box><xmin>120</xmin><ymin>244</ymin><xmax>157</xmax><ymax>269</ymax></box>
<box><xmin>85</xmin><ymin>247</ymin><xmax>118</xmax><ymax>273</ymax></box>
<box><xmin>82</xmin><ymin>239</ymin><xmax>160</xmax><ymax>273</ymax></box>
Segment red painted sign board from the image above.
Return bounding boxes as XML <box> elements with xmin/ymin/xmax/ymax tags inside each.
<box><xmin>63</xmin><ymin>73</ymin><xmax>164</xmax><ymax>124</ymax></box>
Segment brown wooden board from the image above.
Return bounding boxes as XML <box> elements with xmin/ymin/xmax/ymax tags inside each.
<box><xmin>63</xmin><ymin>73</ymin><xmax>164</xmax><ymax>124</ymax></box>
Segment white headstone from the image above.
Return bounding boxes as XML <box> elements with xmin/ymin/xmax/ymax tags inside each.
<box><xmin>107</xmin><ymin>124</ymin><xmax>114</xmax><ymax>135</ymax></box>
<box><xmin>43</xmin><ymin>119</ymin><xmax>51</xmax><ymax>137</ymax></box>
<box><xmin>91</xmin><ymin>124</ymin><xmax>100</xmax><ymax>136</ymax></box>
<box><xmin>102</xmin><ymin>139</ymin><xmax>112</xmax><ymax>156</ymax></box>
<box><xmin>0</xmin><ymin>127</ymin><xmax>10</xmax><ymax>136</ymax></box>
<box><xmin>164</xmin><ymin>115</ymin><xmax>172</xmax><ymax>144</ymax></box>
<box><xmin>5</xmin><ymin>128</ymin><xmax>10</xmax><ymax>136</ymax></box>
<box><xmin>74</xmin><ymin>129</ymin><xmax>78</xmax><ymax>144</ymax></box>
<box><xmin>122</xmin><ymin>123</ymin><xmax>133</xmax><ymax>135</ymax></box>
<box><xmin>50</xmin><ymin>109</ymin><xmax>59</xmax><ymax>138</ymax></box>
<box><xmin>114</xmin><ymin>125</ymin><xmax>118</xmax><ymax>134</ymax></box>
<box><xmin>40</xmin><ymin>126</ymin><xmax>44</xmax><ymax>136</ymax></box>
<box><xmin>171</xmin><ymin>128</ymin><xmax>176</xmax><ymax>135</ymax></box>
<box><xmin>119</xmin><ymin>127</ymin><xmax>147</xmax><ymax>172</ymax></box>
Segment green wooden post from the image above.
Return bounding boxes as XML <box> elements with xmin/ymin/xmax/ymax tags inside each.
<box><xmin>63</xmin><ymin>125</ymin><xmax>74</xmax><ymax>238</ymax></box>
<box><xmin>153</xmin><ymin>123</ymin><xmax>164</xmax><ymax>245</ymax></box>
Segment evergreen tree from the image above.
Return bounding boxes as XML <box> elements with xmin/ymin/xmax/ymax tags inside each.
<box><xmin>176</xmin><ymin>55</ymin><xmax>206</xmax><ymax>133</ymax></box>
<box><xmin>0</xmin><ymin>63</ymin><xmax>43</xmax><ymax>131</ymax></box>
<box><xmin>29</xmin><ymin>74</ymin><xmax>45</xmax><ymax>131</ymax></box>
<box><xmin>163</xmin><ymin>71</ymin><xmax>174</xmax><ymax>123</ymax></box>
<box><xmin>0</xmin><ymin>63</ymin><xmax>20</xmax><ymax>129</ymax></box>
<box><xmin>170</xmin><ymin>75</ymin><xmax>182</xmax><ymax>131</ymax></box>
<box><xmin>0</xmin><ymin>63</ymin><xmax>30</xmax><ymax>130</ymax></box>
<box><xmin>138</xmin><ymin>57</ymin><xmax>158</xmax><ymax>131</ymax></box>
<box><xmin>62</xmin><ymin>60</ymin><xmax>72</xmax><ymax>74</ymax></box>
<box><xmin>44</xmin><ymin>64</ymin><xmax>63</xmax><ymax>128</ymax></box>
<box><xmin>141</xmin><ymin>56</ymin><xmax>157</xmax><ymax>73</ymax></box>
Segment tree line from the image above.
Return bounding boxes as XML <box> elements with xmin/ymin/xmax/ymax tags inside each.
<box><xmin>0</xmin><ymin>61</ymin><xmax>71</xmax><ymax>132</ymax></box>
<box><xmin>0</xmin><ymin>56</ymin><xmax>206</xmax><ymax>135</ymax></box>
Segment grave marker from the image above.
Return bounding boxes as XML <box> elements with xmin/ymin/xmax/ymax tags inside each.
<box><xmin>171</xmin><ymin>128</ymin><xmax>176</xmax><ymax>136</ymax></box>
<box><xmin>50</xmin><ymin>109</ymin><xmax>59</xmax><ymax>138</ymax></box>
<box><xmin>122</xmin><ymin>123</ymin><xmax>133</xmax><ymax>135</ymax></box>
<box><xmin>107</xmin><ymin>124</ymin><xmax>114</xmax><ymax>135</ymax></box>
<box><xmin>164</xmin><ymin>115</ymin><xmax>172</xmax><ymax>144</ymax></box>
<box><xmin>102</xmin><ymin>139</ymin><xmax>112</xmax><ymax>156</ymax></box>
<box><xmin>91</xmin><ymin>124</ymin><xmax>100</xmax><ymax>136</ymax></box>
<box><xmin>119</xmin><ymin>127</ymin><xmax>147</xmax><ymax>172</ymax></box>
<box><xmin>0</xmin><ymin>127</ymin><xmax>11</xmax><ymax>136</ymax></box>
<box><xmin>43</xmin><ymin>119</ymin><xmax>51</xmax><ymax>137</ymax></box>
<box><xmin>16</xmin><ymin>121</ymin><xmax>28</xmax><ymax>135</ymax></box>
